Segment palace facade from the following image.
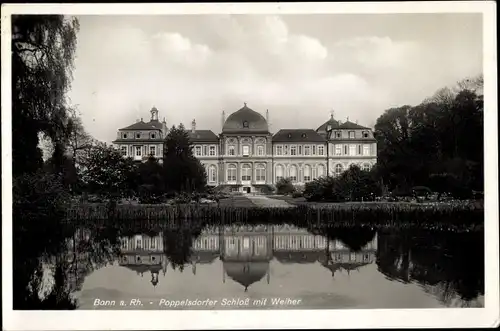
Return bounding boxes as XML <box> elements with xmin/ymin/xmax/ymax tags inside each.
<box><xmin>112</xmin><ymin>104</ymin><xmax>377</xmax><ymax>193</ymax></box>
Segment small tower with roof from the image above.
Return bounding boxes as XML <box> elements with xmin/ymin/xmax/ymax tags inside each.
<box><xmin>150</xmin><ymin>106</ymin><xmax>159</xmax><ymax>121</ymax></box>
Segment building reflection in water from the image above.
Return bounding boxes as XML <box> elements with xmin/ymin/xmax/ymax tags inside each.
<box><xmin>117</xmin><ymin>225</ymin><xmax>378</xmax><ymax>291</ymax></box>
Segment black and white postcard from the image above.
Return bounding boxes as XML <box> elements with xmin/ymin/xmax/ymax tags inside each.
<box><xmin>2</xmin><ymin>2</ymin><xmax>498</xmax><ymax>330</ymax></box>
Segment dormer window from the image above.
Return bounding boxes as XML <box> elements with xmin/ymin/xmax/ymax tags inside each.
<box><xmin>136</xmin><ymin>256</ymin><xmax>142</xmax><ymax>263</ymax></box>
<box><xmin>363</xmin><ymin>131</ymin><xmax>369</xmax><ymax>138</ymax></box>
<box><xmin>151</xmin><ymin>133</ymin><xmax>156</xmax><ymax>139</ymax></box>
<box><xmin>301</xmin><ymin>133</ymin><xmax>306</xmax><ymax>138</ymax></box>
<box><xmin>243</xmin><ymin>120</ymin><xmax>249</xmax><ymax>128</ymax></box>
<box><xmin>348</xmin><ymin>131</ymin><xmax>355</xmax><ymax>139</ymax></box>
<box><xmin>288</xmin><ymin>133</ymin><xmax>292</xmax><ymax>138</ymax></box>
<box><xmin>136</xmin><ymin>133</ymin><xmax>141</xmax><ymax>139</ymax></box>
<box><xmin>326</xmin><ymin>125</ymin><xmax>332</xmax><ymax>132</ymax></box>
<box><xmin>122</xmin><ymin>133</ymin><xmax>128</xmax><ymax>139</ymax></box>
<box><xmin>335</xmin><ymin>131</ymin><xmax>341</xmax><ymax>138</ymax></box>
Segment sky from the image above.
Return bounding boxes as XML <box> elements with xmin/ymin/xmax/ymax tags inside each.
<box><xmin>68</xmin><ymin>14</ymin><xmax>483</xmax><ymax>143</ymax></box>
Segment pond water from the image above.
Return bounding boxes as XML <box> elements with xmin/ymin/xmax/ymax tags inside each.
<box><xmin>62</xmin><ymin>223</ymin><xmax>484</xmax><ymax>310</ymax></box>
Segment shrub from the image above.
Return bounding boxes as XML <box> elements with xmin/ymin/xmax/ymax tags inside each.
<box><xmin>291</xmin><ymin>191</ymin><xmax>303</xmax><ymax>198</ymax></box>
<box><xmin>260</xmin><ymin>184</ymin><xmax>275</xmax><ymax>195</ymax></box>
<box><xmin>276</xmin><ymin>178</ymin><xmax>296</xmax><ymax>195</ymax></box>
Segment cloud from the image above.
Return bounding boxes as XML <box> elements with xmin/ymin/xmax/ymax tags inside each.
<box><xmin>68</xmin><ymin>15</ymin><xmax>482</xmax><ymax>143</ymax></box>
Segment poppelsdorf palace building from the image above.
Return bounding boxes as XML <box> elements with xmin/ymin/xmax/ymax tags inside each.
<box><xmin>112</xmin><ymin>104</ymin><xmax>377</xmax><ymax>193</ymax></box>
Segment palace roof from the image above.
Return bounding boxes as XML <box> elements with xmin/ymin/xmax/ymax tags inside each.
<box><xmin>222</xmin><ymin>104</ymin><xmax>269</xmax><ymax>134</ymax></box>
<box><xmin>120</xmin><ymin>119</ymin><xmax>164</xmax><ymax>131</ymax></box>
<box><xmin>338</xmin><ymin>120</ymin><xmax>370</xmax><ymax>130</ymax></box>
<box><xmin>188</xmin><ymin>130</ymin><xmax>219</xmax><ymax>143</ymax></box>
<box><xmin>272</xmin><ymin>129</ymin><xmax>326</xmax><ymax>143</ymax></box>
<box><xmin>223</xmin><ymin>261</ymin><xmax>269</xmax><ymax>290</ymax></box>
<box><xmin>274</xmin><ymin>251</ymin><xmax>324</xmax><ymax>263</ymax></box>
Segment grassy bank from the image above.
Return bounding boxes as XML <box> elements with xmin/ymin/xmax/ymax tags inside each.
<box><xmin>65</xmin><ymin>198</ymin><xmax>484</xmax><ymax>232</ymax></box>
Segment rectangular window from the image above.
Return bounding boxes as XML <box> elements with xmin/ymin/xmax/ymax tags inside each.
<box><xmin>312</xmin><ymin>145</ymin><xmax>316</xmax><ymax>155</ymax></box>
<box><xmin>349</xmin><ymin>145</ymin><xmax>356</xmax><ymax>156</ymax></box>
<box><xmin>256</xmin><ymin>168</ymin><xmax>266</xmax><ymax>181</ymax></box>
<box><xmin>318</xmin><ymin>146</ymin><xmax>324</xmax><ymax>155</ymax></box>
<box><xmin>195</xmin><ymin>146</ymin><xmax>202</xmax><ymax>156</ymax></box>
<box><xmin>121</xmin><ymin>146</ymin><xmax>127</xmax><ymax>156</ymax></box>
<box><xmin>358</xmin><ymin>145</ymin><xmax>362</xmax><ymax>155</ymax></box>
<box><xmin>228</xmin><ymin>145</ymin><xmax>235</xmax><ymax>156</ymax></box>
<box><xmin>209</xmin><ymin>146</ymin><xmax>216</xmax><ymax>156</ymax></box>
<box><xmin>257</xmin><ymin>145</ymin><xmax>264</xmax><ymax>156</ymax></box>
<box><xmin>151</xmin><ymin>239</ymin><xmax>156</xmax><ymax>249</ymax></box>
<box><xmin>304</xmin><ymin>145</ymin><xmax>310</xmax><ymax>155</ymax></box>
<box><xmin>335</xmin><ymin>145</ymin><xmax>342</xmax><ymax>156</ymax></box>
<box><xmin>242</xmin><ymin>167</ymin><xmax>251</xmax><ymax>181</ymax></box>
<box><xmin>227</xmin><ymin>168</ymin><xmax>236</xmax><ymax>181</ymax></box>
<box><xmin>298</xmin><ymin>145</ymin><xmax>302</xmax><ymax>155</ymax></box>
<box><xmin>349</xmin><ymin>131</ymin><xmax>355</xmax><ymax>139</ymax></box>
<box><xmin>284</xmin><ymin>146</ymin><xmax>289</xmax><ymax>155</ymax></box>
<box><xmin>363</xmin><ymin>145</ymin><xmax>370</xmax><ymax>156</ymax></box>
<box><xmin>290</xmin><ymin>146</ymin><xmax>297</xmax><ymax>155</ymax></box>
<box><xmin>149</xmin><ymin>146</ymin><xmax>156</xmax><ymax>156</ymax></box>
<box><xmin>242</xmin><ymin>145</ymin><xmax>250</xmax><ymax>156</ymax></box>
<box><xmin>210</xmin><ymin>168</ymin><xmax>216</xmax><ymax>182</ymax></box>
<box><xmin>276</xmin><ymin>146</ymin><xmax>283</xmax><ymax>155</ymax></box>
<box><xmin>203</xmin><ymin>146</ymin><xmax>208</xmax><ymax>156</ymax></box>
<box><xmin>135</xmin><ymin>146</ymin><xmax>142</xmax><ymax>156</ymax></box>
<box><xmin>344</xmin><ymin>145</ymin><xmax>348</xmax><ymax>155</ymax></box>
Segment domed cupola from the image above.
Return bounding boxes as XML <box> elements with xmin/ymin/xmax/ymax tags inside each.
<box><xmin>222</xmin><ymin>103</ymin><xmax>269</xmax><ymax>134</ymax></box>
<box><xmin>223</xmin><ymin>261</ymin><xmax>270</xmax><ymax>292</ymax></box>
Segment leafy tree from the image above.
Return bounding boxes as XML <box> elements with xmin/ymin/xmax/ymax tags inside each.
<box><xmin>374</xmin><ymin>76</ymin><xmax>483</xmax><ymax>195</ymax></box>
<box><xmin>11</xmin><ymin>15</ymin><xmax>80</xmax><ymax>309</ymax></box>
<box><xmin>275</xmin><ymin>178</ymin><xmax>296</xmax><ymax>195</ymax></box>
<box><xmin>137</xmin><ymin>156</ymin><xmax>165</xmax><ymax>202</ymax></box>
<box><xmin>80</xmin><ymin>144</ymin><xmax>137</xmax><ymax>199</ymax></box>
<box><xmin>12</xmin><ymin>15</ymin><xmax>80</xmax><ymax>177</ymax></box>
<box><xmin>162</xmin><ymin>124</ymin><xmax>207</xmax><ymax>193</ymax></box>
<box><xmin>65</xmin><ymin>110</ymin><xmax>95</xmax><ymax>171</ymax></box>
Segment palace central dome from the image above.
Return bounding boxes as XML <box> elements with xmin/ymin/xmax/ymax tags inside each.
<box><xmin>222</xmin><ymin>103</ymin><xmax>269</xmax><ymax>134</ymax></box>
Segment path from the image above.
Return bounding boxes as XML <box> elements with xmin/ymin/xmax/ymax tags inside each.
<box><xmin>245</xmin><ymin>194</ymin><xmax>295</xmax><ymax>208</ymax></box>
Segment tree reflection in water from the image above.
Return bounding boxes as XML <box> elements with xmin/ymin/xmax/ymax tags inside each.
<box><xmin>376</xmin><ymin>229</ymin><xmax>484</xmax><ymax>307</ymax></box>
<box><xmin>33</xmin><ymin>221</ymin><xmax>484</xmax><ymax>309</ymax></box>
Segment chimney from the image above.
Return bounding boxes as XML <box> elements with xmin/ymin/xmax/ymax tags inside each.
<box><xmin>141</xmin><ymin>117</ymin><xmax>143</xmax><ymax>122</ymax></box>
<box><xmin>162</xmin><ymin>117</ymin><xmax>167</xmax><ymax>136</ymax></box>
<box><xmin>356</xmin><ymin>119</ymin><xmax>358</xmax><ymax>125</ymax></box>
<box><xmin>136</xmin><ymin>119</ymin><xmax>140</xmax><ymax>123</ymax></box>
<box><xmin>191</xmin><ymin>119</ymin><xmax>196</xmax><ymax>133</ymax></box>
<box><xmin>221</xmin><ymin>111</ymin><xmax>226</xmax><ymax>131</ymax></box>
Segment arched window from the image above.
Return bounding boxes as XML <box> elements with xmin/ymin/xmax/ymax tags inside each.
<box><xmin>289</xmin><ymin>165</ymin><xmax>298</xmax><ymax>182</ymax></box>
<box><xmin>241</xmin><ymin>164</ymin><xmax>252</xmax><ymax>181</ymax></box>
<box><xmin>256</xmin><ymin>164</ymin><xmax>266</xmax><ymax>182</ymax></box>
<box><xmin>276</xmin><ymin>165</ymin><xmax>284</xmax><ymax>181</ymax></box>
<box><xmin>335</xmin><ymin>164</ymin><xmax>343</xmax><ymax>176</ymax></box>
<box><xmin>317</xmin><ymin>164</ymin><xmax>325</xmax><ymax>178</ymax></box>
<box><xmin>209</xmin><ymin>165</ymin><xmax>217</xmax><ymax>183</ymax></box>
<box><xmin>362</xmin><ymin>163</ymin><xmax>371</xmax><ymax>172</ymax></box>
<box><xmin>303</xmin><ymin>165</ymin><xmax>311</xmax><ymax>182</ymax></box>
<box><xmin>227</xmin><ymin>164</ymin><xmax>237</xmax><ymax>182</ymax></box>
